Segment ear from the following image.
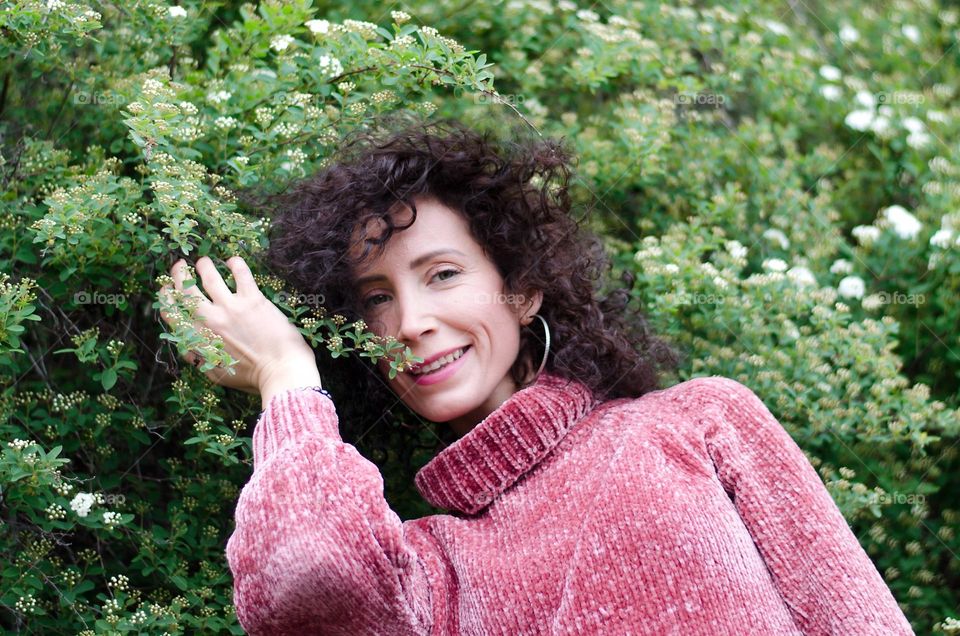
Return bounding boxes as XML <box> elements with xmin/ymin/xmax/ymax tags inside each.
<box><xmin>519</xmin><ymin>289</ymin><xmax>544</xmax><ymax>326</ymax></box>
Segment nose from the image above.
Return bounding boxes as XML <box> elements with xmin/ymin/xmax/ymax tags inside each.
<box><xmin>394</xmin><ymin>288</ymin><xmax>437</xmax><ymax>344</ymax></box>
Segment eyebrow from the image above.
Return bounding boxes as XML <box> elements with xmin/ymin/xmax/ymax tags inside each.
<box><xmin>354</xmin><ymin>248</ymin><xmax>468</xmax><ymax>287</ymax></box>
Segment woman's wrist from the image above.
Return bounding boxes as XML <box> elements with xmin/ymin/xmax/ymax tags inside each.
<box><xmin>259</xmin><ymin>364</ymin><xmax>323</xmax><ymax>411</ymax></box>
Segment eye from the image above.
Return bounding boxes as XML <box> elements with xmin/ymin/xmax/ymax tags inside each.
<box><xmin>363</xmin><ymin>294</ymin><xmax>389</xmax><ymax>309</ymax></box>
<box><xmin>432</xmin><ymin>268</ymin><xmax>461</xmax><ymax>282</ymax></box>
<box><xmin>362</xmin><ymin>268</ymin><xmax>461</xmax><ymax>309</ymax></box>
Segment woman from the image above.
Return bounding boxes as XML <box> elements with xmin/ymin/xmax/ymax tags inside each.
<box><xmin>159</xmin><ymin>117</ymin><xmax>914</xmax><ymax>635</ymax></box>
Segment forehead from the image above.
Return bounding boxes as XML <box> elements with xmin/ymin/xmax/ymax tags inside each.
<box><xmin>348</xmin><ymin>196</ymin><xmax>475</xmax><ymax>271</ymax></box>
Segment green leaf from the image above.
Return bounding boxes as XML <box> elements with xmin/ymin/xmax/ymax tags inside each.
<box><xmin>59</xmin><ymin>266</ymin><xmax>78</xmax><ymax>282</ymax></box>
<box><xmin>169</xmin><ymin>574</ymin><xmax>190</xmax><ymax>591</ymax></box>
<box><xmin>100</xmin><ymin>368</ymin><xmax>117</xmax><ymax>391</ymax></box>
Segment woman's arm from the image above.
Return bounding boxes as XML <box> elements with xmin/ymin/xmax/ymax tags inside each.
<box><xmin>689</xmin><ymin>376</ymin><xmax>914</xmax><ymax>636</ymax></box>
<box><xmin>225</xmin><ymin>387</ymin><xmax>439</xmax><ymax>635</ymax></box>
<box><xmin>158</xmin><ymin>257</ymin><xmax>444</xmax><ymax>632</ymax></box>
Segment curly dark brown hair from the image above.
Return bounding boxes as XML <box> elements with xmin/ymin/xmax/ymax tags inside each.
<box><xmin>254</xmin><ymin>113</ymin><xmax>682</xmax><ymax>501</ymax></box>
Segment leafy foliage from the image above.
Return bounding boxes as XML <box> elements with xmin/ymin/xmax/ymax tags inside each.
<box><xmin>1</xmin><ymin>0</ymin><xmax>958</xmax><ymax>633</ymax></box>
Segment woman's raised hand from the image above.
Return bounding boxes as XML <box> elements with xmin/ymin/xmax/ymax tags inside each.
<box><xmin>158</xmin><ymin>256</ymin><xmax>321</xmax><ymax>401</ymax></box>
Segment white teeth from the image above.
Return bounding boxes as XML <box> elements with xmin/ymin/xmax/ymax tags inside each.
<box><xmin>412</xmin><ymin>347</ymin><xmax>466</xmax><ymax>375</ymax></box>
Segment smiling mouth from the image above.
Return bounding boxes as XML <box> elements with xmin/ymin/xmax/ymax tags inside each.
<box><xmin>410</xmin><ymin>345</ymin><xmax>471</xmax><ymax>376</ymax></box>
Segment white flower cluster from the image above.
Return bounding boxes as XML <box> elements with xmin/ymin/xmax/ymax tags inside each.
<box><xmin>285</xmin><ymin>147</ymin><xmax>308</xmax><ymax>167</ymax></box>
<box><xmin>862</xmin><ymin>294</ymin><xmax>886</xmax><ymax>311</ymax></box>
<box><xmin>761</xmin><ymin>258</ymin><xmax>788</xmax><ymax>272</ymax></box>
<box><xmin>174</xmin><ymin>118</ymin><xmax>202</xmax><ymax>142</ymax></box>
<box><xmin>288</xmin><ymin>92</ymin><xmax>313</xmax><ymax>107</ymax></box>
<box><xmin>273</xmin><ymin>121</ymin><xmax>302</xmax><ymax>138</ymax></box>
<box><xmin>106</xmin><ymin>339</ymin><xmax>124</xmax><ymax>356</ymax></box>
<box><xmin>786</xmin><ymin>266</ymin><xmax>817</xmax><ymax>287</ymax></box>
<box><xmin>391</xmin><ymin>10</ymin><xmax>411</xmax><ymax>24</ymax></box>
<box><xmin>53</xmin><ymin>477</ymin><xmax>73</xmax><ymax>496</ymax></box>
<box><xmin>843</xmin><ymin>90</ymin><xmax>892</xmax><ymax>134</ymax></box>
<box><xmin>343</xmin><ymin>19</ymin><xmax>379</xmax><ymax>39</ymax></box>
<box><xmin>318</xmin><ymin>54</ymin><xmax>343</xmax><ymax>78</ymax></box>
<box><xmin>130</xmin><ymin>609</ymin><xmax>149</xmax><ymax>625</ymax></box>
<box><xmin>760</xmin><ymin>19</ymin><xmax>790</xmax><ymax>36</ymax></box>
<box><xmin>839</xmin><ymin>24</ymin><xmax>859</xmax><ymax>43</ymax></box>
<box><xmin>902</xmin><ymin>116</ymin><xmax>933</xmax><ymax>149</ymax></box>
<box><xmin>7</xmin><ymin>438</ymin><xmax>35</xmax><ymax>450</ymax></box>
<box><xmin>878</xmin><ymin>204</ymin><xmax>923</xmax><ymax>239</ymax></box>
<box><xmin>930</xmin><ymin>225</ymin><xmax>959</xmax><ymax>249</ymax></box>
<box><xmin>390</xmin><ymin>34</ymin><xmax>415</xmax><ymax>48</ymax></box>
<box><xmin>852</xmin><ymin>224</ymin><xmax>882</xmax><ymax>245</ymax></box>
<box><xmin>75</xmin><ymin>8</ymin><xmax>100</xmax><ymax>22</ymax></box>
<box><xmin>306</xmin><ymin>19</ymin><xmax>331</xmax><ymax>34</ymax></box>
<box><xmin>762</xmin><ymin>228</ymin><xmax>789</xmax><ymax>249</ymax></box>
<box><xmin>206</xmin><ymin>90</ymin><xmax>232</xmax><ymax>105</ymax></box>
<box><xmin>725</xmin><ymin>239</ymin><xmax>748</xmax><ymax>261</ymax></box>
<box><xmin>141</xmin><ymin>78</ymin><xmax>167</xmax><ymax>98</ymax></box>
<box><xmin>15</xmin><ymin>595</ymin><xmax>37</xmax><ymax>614</ymax></box>
<box><xmin>108</xmin><ymin>574</ymin><xmax>129</xmax><ymax>591</ymax></box>
<box><xmin>103</xmin><ymin>511</ymin><xmax>122</xmax><ymax>526</ymax></box>
<box><xmin>214</xmin><ymin>116</ymin><xmax>239</xmax><ymax>131</ymax></box>
<box><xmin>838</xmin><ymin>276</ymin><xmax>866</xmax><ymax>299</ymax></box>
<box><xmin>270</xmin><ymin>35</ymin><xmax>295</xmax><ymax>52</ymax></box>
<box><xmin>830</xmin><ymin>258</ymin><xmax>853</xmax><ymax>274</ymax></box>
<box><xmin>254</xmin><ymin>106</ymin><xmax>274</xmax><ymax>127</ymax></box>
<box><xmin>168</xmin><ymin>6</ymin><xmax>186</xmax><ymax>19</ymax></box>
<box><xmin>902</xmin><ymin>24</ymin><xmax>921</xmax><ymax>43</ymax></box>
<box><xmin>370</xmin><ymin>90</ymin><xmax>397</xmax><ymax>105</ymax></box>
<box><xmin>845</xmin><ymin>94</ymin><xmax>935</xmax><ymax>148</ymax></box>
<box><xmin>46</xmin><ymin>503</ymin><xmax>67</xmax><ymax>520</ymax></box>
<box><xmin>70</xmin><ymin>492</ymin><xmax>96</xmax><ymax>517</ymax></box>
<box><xmin>818</xmin><ymin>64</ymin><xmax>843</xmax><ymax>101</ymax></box>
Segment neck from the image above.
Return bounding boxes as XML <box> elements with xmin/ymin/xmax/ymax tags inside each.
<box><xmin>446</xmin><ymin>365</ymin><xmax>540</xmax><ymax>439</ymax></box>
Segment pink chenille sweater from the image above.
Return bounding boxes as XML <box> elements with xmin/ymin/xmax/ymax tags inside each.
<box><xmin>224</xmin><ymin>371</ymin><xmax>915</xmax><ymax>635</ymax></box>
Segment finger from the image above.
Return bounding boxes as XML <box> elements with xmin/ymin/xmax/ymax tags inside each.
<box><xmin>159</xmin><ymin>283</ymin><xmax>188</xmax><ymax>325</ymax></box>
<box><xmin>195</xmin><ymin>256</ymin><xmax>233</xmax><ymax>304</ymax></box>
<box><xmin>158</xmin><ymin>284</ymin><xmax>173</xmax><ymax>324</ymax></box>
<box><xmin>172</xmin><ymin>259</ymin><xmax>211</xmax><ymax>308</ymax></box>
<box><xmin>226</xmin><ymin>256</ymin><xmax>259</xmax><ymax>297</ymax></box>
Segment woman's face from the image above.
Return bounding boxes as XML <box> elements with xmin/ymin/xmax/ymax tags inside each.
<box><xmin>349</xmin><ymin>195</ymin><xmax>542</xmax><ymax>437</ymax></box>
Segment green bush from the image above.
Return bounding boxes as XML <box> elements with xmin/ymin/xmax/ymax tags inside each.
<box><xmin>2</xmin><ymin>0</ymin><xmax>958</xmax><ymax>633</ymax></box>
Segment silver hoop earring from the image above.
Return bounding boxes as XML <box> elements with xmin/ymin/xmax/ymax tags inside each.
<box><xmin>528</xmin><ymin>313</ymin><xmax>550</xmax><ymax>379</ymax></box>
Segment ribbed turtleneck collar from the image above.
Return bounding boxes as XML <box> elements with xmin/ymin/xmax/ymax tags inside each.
<box><xmin>414</xmin><ymin>371</ymin><xmax>598</xmax><ymax>515</ymax></box>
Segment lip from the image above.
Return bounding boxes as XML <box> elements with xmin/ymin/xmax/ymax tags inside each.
<box><xmin>412</xmin><ymin>345</ymin><xmax>471</xmax><ymax>386</ymax></box>
<box><xmin>409</xmin><ymin>344</ymin><xmax>471</xmax><ymax>373</ymax></box>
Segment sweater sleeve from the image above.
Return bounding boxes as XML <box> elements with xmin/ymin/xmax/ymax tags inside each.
<box><xmin>224</xmin><ymin>387</ymin><xmax>438</xmax><ymax>635</ymax></box>
<box><xmin>692</xmin><ymin>376</ymin><xmax>915</xmax><ymax>636</ymax></box>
